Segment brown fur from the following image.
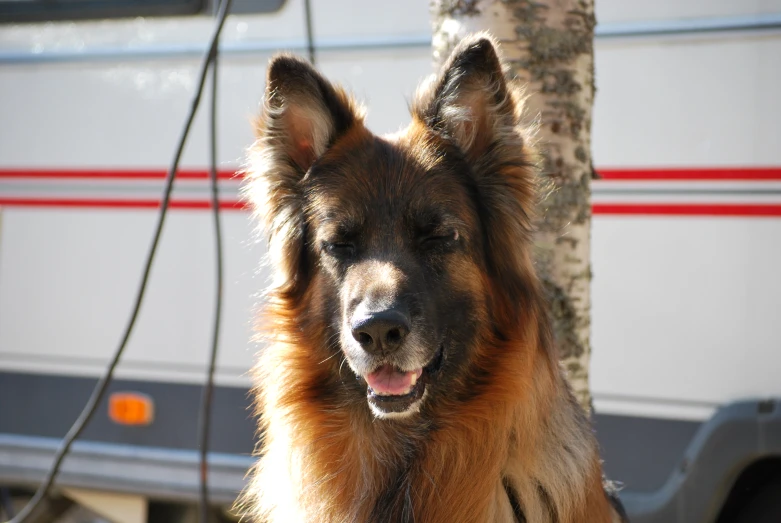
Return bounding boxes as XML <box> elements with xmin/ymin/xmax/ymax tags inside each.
<box><xmin>240</xmin><ymin>34</ymin><xmax>622</xmax><ymax>523</ymax></box>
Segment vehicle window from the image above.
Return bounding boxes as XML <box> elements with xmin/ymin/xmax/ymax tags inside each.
<box><xmin>0</xmin><ymin>0</ymin><xmax>285</xmax><ymax>23</ymax></box>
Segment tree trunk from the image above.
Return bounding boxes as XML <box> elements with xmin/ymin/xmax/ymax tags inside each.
<box><xmin>431</xmin><ymin>0</ymin><xmax>596</xmax><ymax>411</ymax></box>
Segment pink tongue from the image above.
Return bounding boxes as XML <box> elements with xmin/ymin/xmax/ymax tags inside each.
<box><xmin>365</xmin><ymin>365</ymin><xmax>422</xmax><ymax>395</ymax></box>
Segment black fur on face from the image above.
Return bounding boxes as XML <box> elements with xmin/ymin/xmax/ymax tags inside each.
<box><xmin>302</xmin><ymin>132</ymin><xmax>490</xmax><ymax>417</ymax></box>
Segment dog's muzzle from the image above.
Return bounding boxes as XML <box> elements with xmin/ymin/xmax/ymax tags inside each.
<box><xmin>348</xmin><ymin>306</ymin><xmax>446</xmax><ymax>418</ymax></box>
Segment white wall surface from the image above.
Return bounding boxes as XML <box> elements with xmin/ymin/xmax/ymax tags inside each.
<box><xmin>1</xmin><ymin>0</ymin><xmax>780</xmax><ymax>418</ymax></box>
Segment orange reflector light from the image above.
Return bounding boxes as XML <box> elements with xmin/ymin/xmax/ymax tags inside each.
<box><xmin>108</xmin><ymin>392</ymin><xmax>155</xmax><ymax>426</ymax></box>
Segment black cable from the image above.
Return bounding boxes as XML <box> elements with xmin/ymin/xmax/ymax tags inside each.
<box><xmin>6</xmin><ymin>1</ymin><xmax>233</xmax><ymax>520</ymax></box>
<box><xmin>0</xmin><ymin>488</ymin><xmax>14</xmax><ymax>519</ymax></box>
<box><xmin>197</xmin><ymin>1</ymin><xmax>225</xmax><ymax>520</ymax></box>
<box><xmin>303</xmin><ymin>0</ymin><xmax>316</xmax><ymax>65</ymax></box>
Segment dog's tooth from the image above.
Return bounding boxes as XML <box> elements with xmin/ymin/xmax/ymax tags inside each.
<box><xmin>410</xmin><ymin>373</ymin><xmax>417</xmax><ymax>386</ymax></box>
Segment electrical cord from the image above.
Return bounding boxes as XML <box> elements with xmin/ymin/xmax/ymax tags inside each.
<box><xmin>303</xmin><ymin>0</ymin><xmax>315</xmax><ymax>65</ymax></box>
<box><xmin>6</xmin><ymin>0</ymin><xmax>233</xmax><ymax>520</ymax></box>
<box><xmin>197</xmin><ymin>1</ymin><xmax>226</xmax><ymax>521</ymax></box>
<box><xmin>0</xmin><ymin>488</ymin><xmax>14</xmax><ymax>519</ymax></box>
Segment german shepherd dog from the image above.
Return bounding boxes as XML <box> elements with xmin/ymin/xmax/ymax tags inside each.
<box><xmin>242</xmin><ymin>34</ymin><xmax>626</xmax><ymax>522</ymax></box>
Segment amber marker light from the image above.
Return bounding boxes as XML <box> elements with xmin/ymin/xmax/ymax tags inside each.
<box><xmin>108</xmin><ymin>392</ymin><xmax>155</xmax><ymax>426</ymax></box>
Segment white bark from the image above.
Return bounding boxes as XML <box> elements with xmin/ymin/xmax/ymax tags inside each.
<box><xmin>431</xmin><ymin>0</ymin><xmax>596</xmax><ymax>411</ymax></box>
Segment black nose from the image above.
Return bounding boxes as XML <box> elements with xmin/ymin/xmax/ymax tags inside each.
<box><xmin>351</xmin><ymin>308</ymin><xmax>411</xmax><ymax>355</ymax></box>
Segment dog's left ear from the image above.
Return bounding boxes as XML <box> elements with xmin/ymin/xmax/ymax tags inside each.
<box><xmin>413</xmin><ymin>35</ymin><xmax>524</xmax><ymax>163</ymax></box>
<box><xmin>414</xmin><ymin>35</ymin><xmax>540</xmax><ymax>309</ymax></box>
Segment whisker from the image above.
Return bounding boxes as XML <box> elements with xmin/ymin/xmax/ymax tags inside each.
<box><xmin>318</xmin><ymin>332</ymin><xmax>342</xmax><ymax>365</ymax></box>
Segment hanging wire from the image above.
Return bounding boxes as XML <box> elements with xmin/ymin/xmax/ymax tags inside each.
<box><xmin>6</xmin><ymin>0</ymin><xmax>233</xmax><ymax>520</ymax></box>
<box><xmin>197</xmin><ymin>0</ymin><xmax>226</xmax><ymax>520</ymax></box>
<box><xmin>303</xmin><ymin>0</ymin><xmax>316</xmax><ymax>65</ymax></box>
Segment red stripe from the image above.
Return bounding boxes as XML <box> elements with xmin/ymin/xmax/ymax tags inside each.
<box><xmin>0</xmin><ymin>198</ymin><xmax>247</xmax><ymax>210</ymax></box>
<box><xmin>0</xmin><ymin>168</ymin><xmax>240</xmax><ymax>180</ymax></box>
<box><xmin>593</xmin><ymin>203</ymin><xmax>781</xmax><ymax>217</ymax></box>
<box><xmin>3</xmin><ymin>198</ymin><xmax>780</xmax><ymax>217</ymax></box>
<box><xmin>598</xmin><ymin>167</ymin><xmax>781</xmax><ymax>181</ymax></box>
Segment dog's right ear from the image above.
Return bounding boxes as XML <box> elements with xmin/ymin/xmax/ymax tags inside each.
<box><xmin>245</xmin><ymin>55</ymin><xmax>363</xmax><ymax>295</ymax></box>
<box><xmin>259</xmin><ymin>55</ymin><xmax>361</xmax><ymax>172</ymax></box>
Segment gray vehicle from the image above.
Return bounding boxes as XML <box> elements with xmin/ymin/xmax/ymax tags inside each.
<box><xmin>1</xmin><ymin>0</ymin><xmax>780</xmax><ymax>521</ymax></box>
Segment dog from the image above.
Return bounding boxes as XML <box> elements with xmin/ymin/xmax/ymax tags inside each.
<box><xmin>241</xmin><ymin>34</ymin><xmax>626</xmax><ymax>523</ymax></box>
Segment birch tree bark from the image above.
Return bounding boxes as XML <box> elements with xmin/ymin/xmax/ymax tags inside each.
<box><xmin>431</xmin><ymin>0</ymin><xmax>596</xmax><ymax>411</ymax></box>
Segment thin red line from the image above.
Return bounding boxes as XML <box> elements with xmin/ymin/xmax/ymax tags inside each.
<box><xmin>0</xmin><ymin>168</ymin><xmax>241</xmax><ymax>180</ymax></box>
<box><xmin>3</xmin><ymin>198</ymin><xmax>780</xmax><ymax>217</ymax></box>
<box><xmin>597</xmin><ymin>167</ymin><xmax>781</xmax><ymax>181</ymax></box>
<box><xmin>0</xmin><ymin>198</ymin><xmax>247</xmax><ymax>210</ymax></box>
<box><xmin>593</xmin><ymin>203</ymin><xmax>781</xmax><ymax>217</ymax></box>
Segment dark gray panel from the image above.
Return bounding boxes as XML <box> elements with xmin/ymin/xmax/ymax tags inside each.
<box><xmin>602</xmin><ymin>400</ymin><xmax>781</xmax><ymax>523</ymax></box>
<box><xmin>0</xmin><ymin>0</ymin><xmax>204</xmax><ymax>23</ymax></box>
<box><xmin>0</xmin><ymin>371</ymin><xmax>257</xmax><ymax>455</ymax></box>
<box><xmin>216</xmin><ymin>0</ymin><xmax>285</xmax><ymax>14</ymax></box>
<box><xmin>594</xmin><ymin>412</ymin><xmax>701</xmax><ymax>492</ymax></box>
<box><xmin>0</xmin><ymin>0</ymin><xmax>285</xmax><ymax>23</ymax></box>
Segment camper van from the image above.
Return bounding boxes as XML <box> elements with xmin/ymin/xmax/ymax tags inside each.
<box><xmin>1</xmin><ymin>0</ymin><xmax>780</xmax><ymax>521</ymax></box>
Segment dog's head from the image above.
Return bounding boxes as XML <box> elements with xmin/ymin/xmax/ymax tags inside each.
<box><xmin>247</xmin><ymin>35</ymin><xmax>539</xmax><ymax>419</ymax></box>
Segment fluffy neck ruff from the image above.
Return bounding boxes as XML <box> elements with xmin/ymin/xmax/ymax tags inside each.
<box><xmin>242</xmin><ymin>296</ymin><xmax>609</xmax><ymax>523</ymax></box>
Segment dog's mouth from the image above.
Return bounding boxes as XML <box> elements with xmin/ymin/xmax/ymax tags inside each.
<box><xmin>362</xmin><ymin>345</ymin><xmax>444</xmax><ymax>417</ymax></box>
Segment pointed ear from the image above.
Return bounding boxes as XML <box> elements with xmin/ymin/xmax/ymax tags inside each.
<box><xmin>260</xmin><ymin>54</ymin><xmax>363</xmax><ymax>172</ymax></box>
<box><xmin>413</xmin><ymin>35</ymin><xmax>522</xmax><ymax>162</ymax></box>
<box><xmin>245</xmin><ymin>55</ymin><xmax>363</xmax><ymax>296</ymax></box>
<box><xmin>413</xmin><ymin>35</ymin><xmax>541</xmax><ymax>310</ymax></box>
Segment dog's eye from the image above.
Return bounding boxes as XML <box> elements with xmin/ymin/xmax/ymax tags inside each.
<box><xmin>322</xmin><ymin>241</ymin><xmax>355</xmax><ymax>257</ymax></box>
<box><xmin>422</xmin><ymin>230</ymin><xmax>459</xmax><ymax>248</ymax></box>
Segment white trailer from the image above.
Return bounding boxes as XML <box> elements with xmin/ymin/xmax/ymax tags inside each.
<box><xmin>1</xmin><ymin>1</ymin><xmax>780</xmax><ymax>521</ymax></box>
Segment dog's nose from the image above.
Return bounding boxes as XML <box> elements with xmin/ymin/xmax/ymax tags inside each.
<box><xmin>351</xmin><ymin>309</ymin><xmax>410</xmax><ymax>355</ymax></box>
